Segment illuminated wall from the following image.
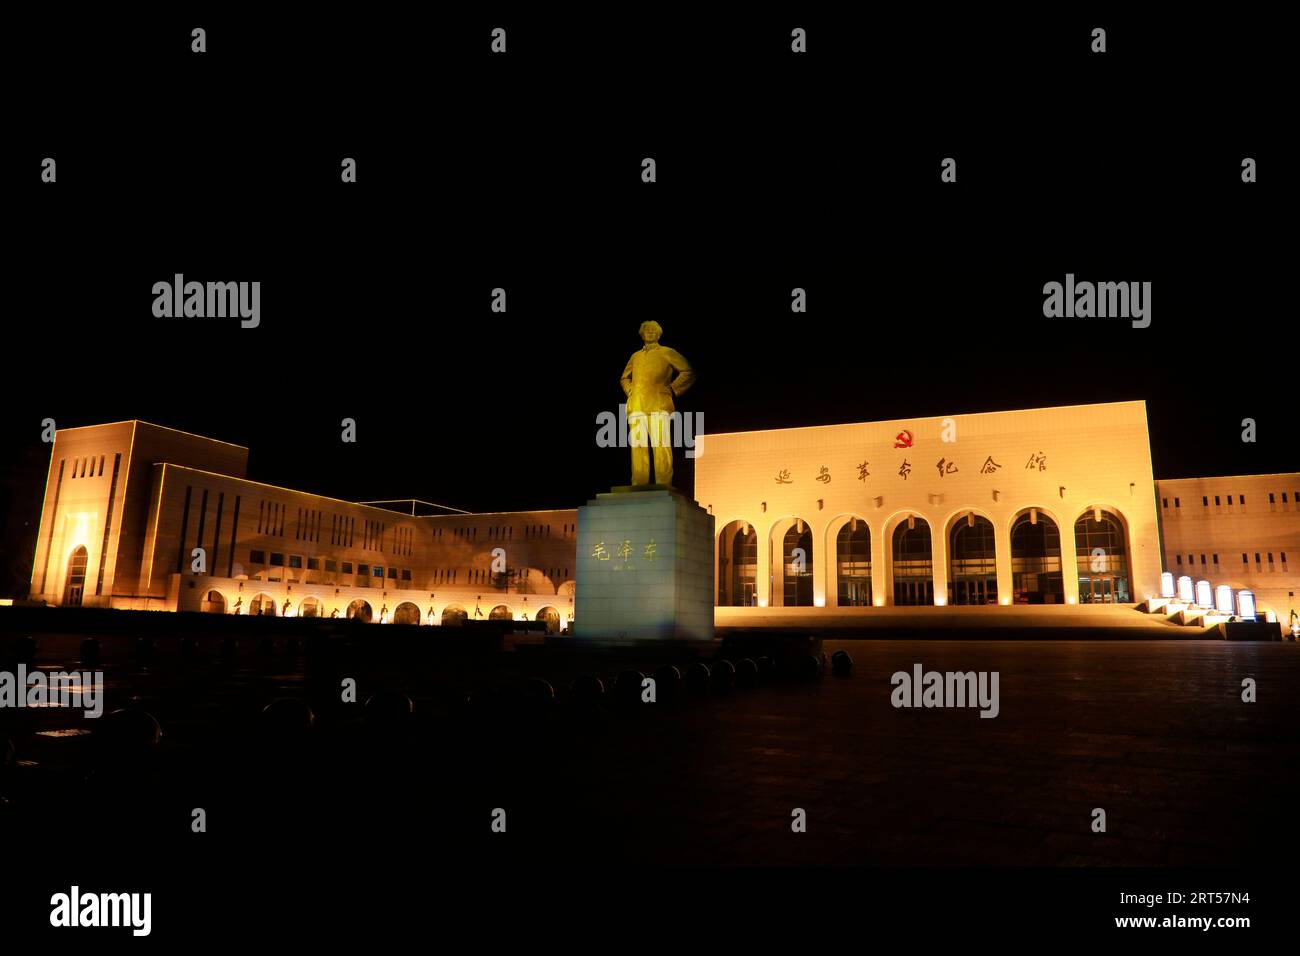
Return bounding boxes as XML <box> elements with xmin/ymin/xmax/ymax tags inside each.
<box><xmin>28</xmin><ymin>415</ymin><xmax>1294</xmax><ymax>626</ymax></box>
<box><xmin>1155</xmin><ymin>474</ymin><xmax>1300</xmax><ymax>620</ymax></box>
<box><xmin>694</xmin><ymin>401</ymin><xmax>1165</xmax><ymax>608</ymax></box>
<box><xmin>28</xmin><ymin>421</ymin><xmax>578</xmax><ymax>627</ymax></box>
<box><xmin>29</xmin><ymin>422</ymin><xmax>248</xmax><ymax>609</ymax></box>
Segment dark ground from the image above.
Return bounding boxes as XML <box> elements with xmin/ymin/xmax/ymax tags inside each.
<box><xmin>4</xmin><ymin>619</ymin><xmax>1294</xmax><ymax>937</ymax></box>
<box><xmin>4</xmin><ymin>624</ymin><xmax>1297</xmax><ymax>864</ymax></box>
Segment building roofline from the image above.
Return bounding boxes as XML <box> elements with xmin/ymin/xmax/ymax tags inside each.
<box><xmin>152</xmin><ymin>463</ymin><xmax>578</xmax><ymax>516</ymax></box>
<box><xmin>56</xmin><ymin>420</ymin><xmax>249</xmax><ymax>450</ymax></box>
<box><xmin>358</xmin><ymin>498</ymin><xmax>472</xmax><ymax>515</ymax></box>
<box><xmin>415</xmin><ymin>507</ymin><xmax>580</xmax><ymax>518</ymax></box>
<box><xmin>697</xmin><ymin>399</ymin><xmax>1149</xmax><ymax>439</ymax></box>
<box><xmin>155</xmin><ymin>463</ymin><xmax>408</xmax><ymax>513</ymax></box>
<box><xmin>1155</xmin><ymin>472</ymin><xmax>1300</xmax><ymax>482</ymax></box>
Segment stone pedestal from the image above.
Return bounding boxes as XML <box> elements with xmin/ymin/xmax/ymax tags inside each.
<box><xmin>574</xmin><ymin>487</ymin><xmax>715</xmax><ymax>643</ymax></box>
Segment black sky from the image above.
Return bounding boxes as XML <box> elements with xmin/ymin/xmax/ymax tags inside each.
<box><xmin>1</xmin><ymin>9</ymin><xmax>1291</xmax><ymax>589</ymax></box>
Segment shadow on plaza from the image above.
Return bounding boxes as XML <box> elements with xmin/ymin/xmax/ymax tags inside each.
<box><xmin>2</xmin><ymin>608</ymin><xmax>1298</xmax><ymax>869</ymax></box>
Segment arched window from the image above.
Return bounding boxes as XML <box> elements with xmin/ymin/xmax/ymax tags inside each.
<box><xmin>1010</xmin><ymin>511</ymin><xmax>1063</xmax><ymax>604</ymax></box>
<box><xmin>1074</xmin><ymin>509</ymin><xmax>1130</xmax><ymax>603</ymax></box>
<box><xmin>717</xmin><ymin>520</ymin><xmax>757</xmax><ymax>606</ymax></box>
<box><xmin>892</xmin><ymin>518</ymin><xmax>932</xmax><ymax>606</ymax></box>
<box><xmin>782</xmin><ymin>522</ymin><xmax>813</xmax><ymax>606</ymax></box>
<box><xmin>949</xmin><ymin>515</ymin><xmax>997</xmax><ymax>605</ymax></box>
<box><xmin>63</xmin><ymin>546</ymin><xmax>88</xmax><ymax>606</ymax></box>
<box><xmin>836</xmin><ymin>519</ymin><xmax>871</xmax><ymax>606</ymax></box>
<box><xmin>392</xmin><ymin>602</ymin><xmax>420</xmax><ymax>625</ymax></box>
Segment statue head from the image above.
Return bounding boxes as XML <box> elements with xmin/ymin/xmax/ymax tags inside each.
<box><xmin>638</xmin><ymin>320</ymin><xmax>663</xmax><ymax>345</ymax></box>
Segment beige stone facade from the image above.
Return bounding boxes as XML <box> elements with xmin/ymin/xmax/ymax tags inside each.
<box><xmin>27</xmin><ymin>410</ymin><xmax>1297</xmax><ymax>629</ymax></box>
<box><xmin>1154</xmin><ymin>474</ymin><xmax>1300</xmax><ymax>623</ymax></box>
<box><xmin>29</xmin><ymin>422</ymin><xmax>578</xmax><ymax>629</ymax></box>
<box><xmin>694</xmin><ymin>401</ymin><xmax>1165</xmax><ymax>610</ymax></box>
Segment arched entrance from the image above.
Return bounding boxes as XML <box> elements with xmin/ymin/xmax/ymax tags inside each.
<box><xmin>63</xmin><ymin>546</ymin><xmax>88</xmax><ymax>607</ymax></box>
<box><xmin>441</xmin><ymin>604</ymin><xmax>467</xmax><ymax>626</ymax></box>
<box><xmin>1074</xmin><ymin>508</ymin><xmax>1131</xmax><ymax>603</ymax></box>
<box><xmin>536</xmin><ymin>606</ymin><xmax>561</xmax><ymax>634</ymax></box>
<box><xmin>1010</xmin><ymin>509</ymin><xmax>1063</xmax><ymax>604</ymax></box>
<box><xmin>892</xmin><ymin>517</ymin><xmax>933</xmax><ymax>606</ymax></box>
<box><xmin>949</xmin><ymin>514</ymin><xmax>998</xmax><ymax>605</ymax></box>
<box><xmin>298</xmin><ymin>595</ymin><xmax>322</xmax><ymax>618</ymax></box>
<box><xmin>770</xmin><ymin>519</ymin><xmax>814</xmax><ymax>607</ymax></box>
<box><xmin>717</xmin><ymin>520</ymin><xmax>757</xmax><ymax>606</ymax></box>
<box><xmin>488</xmin><ymin>604</ymin><xmax>511</xmax><ymax>620</ymax></box>
<box><xmin>392</xmin><ymin>601</ymin><xmax>421</xmax><ymax>625</ymax></box>
<box><xmin>201</xmin><ymin>589</ymin><xmax>227</xmax><ymax>613</ymax></box>
<box><xmin>346</xmin><ymin>599</ymin><xmax>373</xmax><ymax>622</ymax></box>
<box><xmin>249</xmin><ymin>592</ymin><xmax>278</xmax><ymax>616</ymax></box>
<box><xmin>835</xmin><ymin>518</ymin><xmax>872</xmax><ymax>606</ymax></box>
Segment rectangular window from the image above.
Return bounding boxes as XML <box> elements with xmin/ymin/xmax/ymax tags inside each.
<box><xmin>1202</xmin><ymin>496</ymin><xmax>1208</xmax><ymax>506</ymax></box>
<box><xmin>325</xmin><ymin>559</ymin><xmax>337</xmax><ymax>572</ymax></box>
<box><xmin>1227</xmin><ymin>495</ymin><xmax>1233</xmax><ymax>505</ymax></box>
<box><xmin>342</xmin><ymin>562</ymin><xmax>353</xmax><ymax>574</ymax></box>
<box><xmin>1212</xmin><ymin>554</ymin><xmax>1219</xmax><ymax>565</ymax></box>
<box><xmin>1255</xmin><ymin>553</ymin><xmax>1261</xmax><ymax>564</ymax></box>
<box><xmin>1270</xmin><ymin>493</ymin><xmax>1276</xmax><ymax>503</ymax></box>
<box><xmin>307</xmin><ymin>557</ymin><xmax>320</xmax><ymax>571</ymax></box>
<box><xmin>1214</xmin><ymin>496</ymin><xmax>1220</xmax><ymax>506</ymax></box>
<box><xmin>373</xmin><ymin>566</ymin><xmax>384</xmax><ymax>578</ymax></box>
<box><xmin>401</xmin><ymin>569</ymin><xmax>412</xmax><ymax>581</ymax></box>
<box><xmin>288</xmin><ymin>555</ymin><xmax>302</xmax><ymax>569</ymax></box>
<box><xmin>270</xmin><ymin>553</ymin><xmax>284</xmax><ymax>566</ymax></box>
<box><xmin>250</xmin><ymin>549</ymin><xmax>265</xmax><ymax>564</ymax></box>
<box><xmin>387</xmin><ymin>567</ymin><xmax>397</xmax><ymax>579</ymax></box>
<box><xmin>1162</xmin><ymin>497</ymin><xmax>1168</xmax><ymax>508</ymax></box>
<box><xmin>1200</xmin><ymin>554</ymin><xmax>1206</xmax><ymax>565</ymax></box>
<box><xmin>1174</xmin><ymin>498</ymin><xmax>1180</xmax><ymax>508</ymax></box>
<box><xmin>1241</xmin><ymin>495</ymin><xmax>1246</xmax><ymax>505</ymax></box>
<box><xmin>1176</xmin><ymin>555</ymin><xmax>1182</xmax><ymax>565</ymax></box>
<box><xmin>1242</xmin><ymin>553</ymin><xmax>1248</xmax><ymax>563</ymax></box>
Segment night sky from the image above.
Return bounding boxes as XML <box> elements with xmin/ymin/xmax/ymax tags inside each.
<box><xmin>1</xmin><ymin>10</ymin><xmax>1289</xmax><ymax>593</ymax></box>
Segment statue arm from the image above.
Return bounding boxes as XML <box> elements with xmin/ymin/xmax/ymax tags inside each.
<box><xmin>620</xmin><ymin>356</ymin><xmax>635</xmax><ymax>396</ymax></box>
<box><xmin>667</xmin><ymin>349</ymin><xmax>695</xmax><ymax>396</ymax></box>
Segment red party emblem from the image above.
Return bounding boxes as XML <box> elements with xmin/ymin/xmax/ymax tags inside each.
<box><xmin>894</xmin><ymin>429</ymin><xmax>913</xmax><ymax>449</ymax></box>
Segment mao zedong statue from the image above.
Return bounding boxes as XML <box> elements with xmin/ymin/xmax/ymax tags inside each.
<box><xmin>620</xmin><ymin>321</ymin><xmax>695</xmax><ymax>488</ymax></box>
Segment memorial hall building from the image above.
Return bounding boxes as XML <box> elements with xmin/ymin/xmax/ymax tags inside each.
<box><xmin>28</xmin><ymin>421</ymin><xmax>579</xmax><ymax>630</ymax></box>
<box><xmin>693</xmin><ymin>401</ymin><xmax>1297</xmax><ymax>621</ymax></box>
<box><xmin>26</xmin><ymin>404</ymin><xmax>1300</xmax><ymax>627</ymax></box>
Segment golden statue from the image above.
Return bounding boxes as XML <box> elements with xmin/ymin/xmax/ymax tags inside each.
<box><xmin>620</xmin><ymin>321</ymin><xmax>695</xmax><ymax>487</ymax></box>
